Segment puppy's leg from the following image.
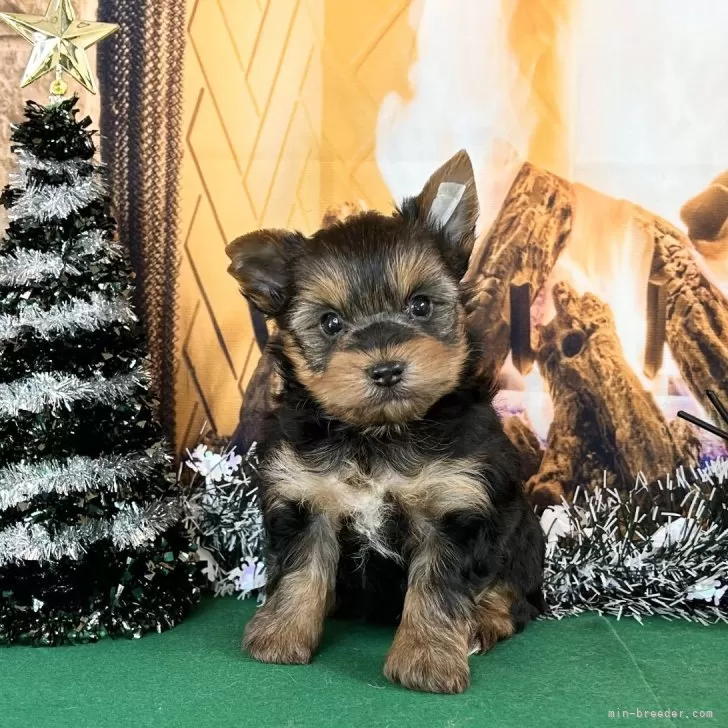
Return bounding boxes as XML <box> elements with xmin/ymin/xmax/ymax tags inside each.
<box><xmin>384</xmin><ymin>528</ymin><xmax>474</xmax><ymax>694</ymax></box>
<box><xmin>470</xmin><ymin>582</ymin><xmax>516</xmax><ymax>654</ymax></box>
<box><xmin>243</xmin><ymin>503</ymin><xmax>338</xmax><ymax>664</ymax></box>
<box><xmin>471</xmin><ymin>503</ymin><xmax>545</xmax><ymax>654</ymax></box>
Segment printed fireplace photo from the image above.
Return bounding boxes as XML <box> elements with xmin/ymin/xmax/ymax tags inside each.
<box><xmin>183</xmin><ymin>0</ymin><xmax>728</xmax><ymax>508</ymax></box>
<box><xmin>368</xmin><ymin>0</ymin><xmax>728</xmax><ymax>507</ymax></box>
<box><xmin>461</xmin><ymin>158</ymin><xmax>728</xmax><ymax>507</ymax></box>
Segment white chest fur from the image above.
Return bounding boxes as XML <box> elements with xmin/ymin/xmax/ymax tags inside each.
<box><xmin>264</xmin><ymin>444</ymin><xmax>490</xmax><ymax>557</ymax></box>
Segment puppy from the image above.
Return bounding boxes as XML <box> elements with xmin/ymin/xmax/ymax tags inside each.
<box><xmin>226</xmin><ymin>150</ymin><xmax>545</xmax><ymax>694</ymax></box>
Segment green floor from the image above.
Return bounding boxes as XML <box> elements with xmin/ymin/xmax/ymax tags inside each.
<box><xmin>2</xmin><ymin>598</ymin><xmax>727</xmax><ymax>728</ymax></box>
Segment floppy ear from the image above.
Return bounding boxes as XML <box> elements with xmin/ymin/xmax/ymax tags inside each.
<box><xmin>409</xmin><ymin>149</ymin><xmax>479</xmax><ymax>278</ymax></box>
<box><xmin>225</xmin><ymin>229</ymin><xmax>295</xmax><ymax>316</ymax></box>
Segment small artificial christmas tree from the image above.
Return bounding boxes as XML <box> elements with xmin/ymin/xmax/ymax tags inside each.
<box><xmin>0</xmin><ymin>95</ymin><xmax>202</xmax><ymax>646</ymax></box>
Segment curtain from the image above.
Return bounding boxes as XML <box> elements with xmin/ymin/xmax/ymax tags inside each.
<box><xmin>97</xmin><ymin>0</ymin><xmax>187</xmax><ymax>443</ymax></box>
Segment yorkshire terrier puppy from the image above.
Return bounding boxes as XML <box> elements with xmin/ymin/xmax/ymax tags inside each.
<box><xmin>226</xmin><ymin>150</ymin><xmax>545</xmax><ymax>694</ymax></box>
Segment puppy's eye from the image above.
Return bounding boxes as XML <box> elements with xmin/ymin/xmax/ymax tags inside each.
<box><xmin>408</xmin><ymin>295</ymin><xmax>432</xmax><ymax>318</ymax></box>
<box><xmin>320</xmin><ymin>312</ymin><xmax>344</xmax><ymax>336</ymax></box>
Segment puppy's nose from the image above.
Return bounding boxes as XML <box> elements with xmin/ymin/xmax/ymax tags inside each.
<box><xmin>368</xmin><ymin>361</ymin><xmax>406</xmax><ymax>387</ymax></box>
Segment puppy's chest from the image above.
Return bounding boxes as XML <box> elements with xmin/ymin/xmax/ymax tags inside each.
<box><xmin>265</xmin><ymin>445</ymin><xmax>489</xmax><ymax>550</ymax></box>
<box><xmin>272</xmin><ymin>456</ymin><xmax>411</xmax><ymax>538</ymax></box>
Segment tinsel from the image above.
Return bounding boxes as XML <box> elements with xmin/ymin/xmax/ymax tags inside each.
<box><xmin>542</xmin><ymin>458</ymin><xmax>728</xmax><ymax>623</ymax></box>
<box><xmin>181</xmin><ymin>443</ymin><xmax>266</xmax><ymax>598</ymax></box>
<box><xmin>183</xmin><ymin>440</ymin><xmax>728</xmax><ymax>624</ymax></box>
<box><xmin>0</xmin><ymin>370</ymin><xmax>143</xmax><ymax>417</ymax></box>
<box><xmin>0</xmin><ymin>448</ymin><xmax>167</xmax><ymax>512</ymax></box>
<box><xmin>0</xmin><ymin>231</ymin><xmax>123</xmax><ymax>286</ymax></box>
<box><xmin>13</xmin><ymin>147</ymin><xmax>97</xmax><ymax>175</ymax></box>
<box><xmin>0</xmin><ymin>249</ymin><xmax>79</xmax><ymax>286</ymax></box>
<box><xmin>0</xmin><ymin>530</ymin><xmax>201</xmax><ymax>646</ymax></box>
<box><xmin>0</xmin><ymin>291</ymin><xmax>136</xmax><ymax>343</ymax></box>
<box><xmin>74</xmin><ymin>229</ymin><xmax>124</xmax><ymax>259</ymax></box>
<box><xmin>7</xmin><ymin>174</ymin><xmax>106</xmax><ymax>222</ymax></box>
<box><xmin>5</xmin><ymin>98</ymin><xmax>96</xmax><ymax>162</ymax></box>
<box><xmin>0</xmin><ymin>500</ymin><xmax>181</xmax><ymax>566</ymax></box>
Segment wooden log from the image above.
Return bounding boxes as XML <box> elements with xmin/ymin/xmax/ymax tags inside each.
<box><xmin>636</xmin><ymin>208</ymin><xmax>728</xmax><ymax>417</ymax></box>
<box><xmin>464</xmin><ymin>162</ymin><xmax>574</xmax><ymax>372</ymax></box>
<box><xmin>502</xmin><ymin>414</ymin><xmax>543</xmax><ymax>481</ymax></box>
<box><xmin>523</xmin><ymin>386</ymin><xmax>609</xmax><ymax>509</ymax></box>
<box><xmin>526</xmin><ymin>282</ymin><xmax>694</xmax><ymax>506</ymax></box>
<box><xmin>680</xmin><ymin>172</ymin><xmax>728</xmax><ymax>243</ymax></box>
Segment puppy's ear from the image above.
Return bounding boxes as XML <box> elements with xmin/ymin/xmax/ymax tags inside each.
<box><xmin>407</xmin><ymin>149</ymin><xmax>479</xmax><ymax>278</ymax></box>
<box><xmin>225</xmin><ymin>229</ymin><xmax>297</xmax><ymax>316</ymax></box>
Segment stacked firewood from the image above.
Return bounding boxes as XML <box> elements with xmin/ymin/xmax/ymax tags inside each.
<box><xmin>474</xmin><ymin>164</ymin><xmax>721</xmax><ymax>505</ymax></box>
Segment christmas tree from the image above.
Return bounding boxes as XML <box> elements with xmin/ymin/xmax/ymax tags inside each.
<box><xmin>0</xmin><ymin>95</ymin><xmax>202</xmax><ymax>646</ymax></box>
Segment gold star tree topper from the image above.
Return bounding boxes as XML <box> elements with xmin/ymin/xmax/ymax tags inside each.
<box><xmin>0</xmin><ymin>0</ymin><xmax>118</xmax><ymax>95</ymax></box>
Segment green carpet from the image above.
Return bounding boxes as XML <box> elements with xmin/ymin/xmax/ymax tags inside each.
<box><xmin>2</xmin><ymin>598</ymin><xmax>726</xmax><ymax>728</ymax></box>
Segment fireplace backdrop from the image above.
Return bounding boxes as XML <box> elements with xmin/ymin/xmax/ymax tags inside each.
<box><xmin>175</xmin><ymin>0</ymin><xmax>728</xmax><ymax>493</ymax></box>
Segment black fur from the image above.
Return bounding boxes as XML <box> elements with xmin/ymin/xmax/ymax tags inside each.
<box><xmin>229</xmin><ymin>157</ymin><xmax>546</xmax><ymax>686</ymax></box>
<box><xmin>259</xmin><ymin>326</ymin><xmax>545</xmax><ymax>626</ymax></box>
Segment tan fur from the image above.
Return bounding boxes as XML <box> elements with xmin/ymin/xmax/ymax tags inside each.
<box><xmin>470</xmin><ymin>582</ymin><xmax>516</xmax><ymax>654</ymax></box>
<box><xmin>297</xmin><ymin>274</ymin><xmax>351</xmax><ymax>314</ymax></box>
<box><xmin>402</xmin><ymin>335</ymin><xmax>467</xmax><ymax>397</ymax></box>
<box><xmin>282</xmin><ymin>331</ymin><xmax>468</xmax><ymax>427</ymax></box>
<box><xmin>243</xmin><ymin>514</ymin><xmax>338</xmax><ymax>664</ymax></box>
<box><xmin>265</xmin><ymin>443</ymin><xmax>491</xmax><ymax>535</ymax></box>
<box><xmin>321</xmin><ymin>200</ymin><xmax>368</xmax><ymax>227</ymax></box>
<box><xmin>384</xmin><ymin>534</ymin><xmax>471</xmax><ymax>693</ymax></box>
<box><xmin>389</xmin><ymin>246</ymin><xmax>453</xmax><ymax>303</ymax></box>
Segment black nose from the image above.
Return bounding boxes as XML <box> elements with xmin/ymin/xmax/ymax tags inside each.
<box><xmin>368</xmin><ymin>361</ymin><xmax>406</xmax><ymax>387</ymax></box>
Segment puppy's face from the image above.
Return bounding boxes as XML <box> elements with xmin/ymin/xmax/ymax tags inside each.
<box><xmin>227</xmin><ymin>151</ymin><xmax>479</xmax><ymax>427</ymax></box>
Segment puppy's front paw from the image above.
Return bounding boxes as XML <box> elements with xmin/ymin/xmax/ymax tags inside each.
<box><xmin>384</xmin><ymin>630</ymin><xmax>470</xmax><ymax>694</ymax></box>
<box><xmin>242</xmin><ymin>611</ymin><xmax>316</xmax><ymax>665</ymax></box>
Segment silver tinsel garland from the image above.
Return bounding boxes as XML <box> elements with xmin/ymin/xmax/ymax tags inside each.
<box><xmin>7</xmin><ymin>173</ymin><xmax>106</xmax><ymax>222</ymax></box>
<box><xmin>182</xmin><ymin>441</ymin><xmax>728</xmax><ymax>623</ymax></box>
<box><xmin>0</xmin><ymin>249</ymin><xmax>79</xmax><ymax>287</ymax></box>
<box><xmin>74</xmin><ymin>229</ymin><xmax>125</xmax><ymax>260</ymax></box>
<box><xmin>0</xmin><ymin>448</ymin><xmax>168</xmax><ymax>512</ymax></box>
<box><xmin>0</xmin><ymin>370</ymin><xmax>144</xmax><ymax>418</ymax></box>
<box><xmin>0</xmin><ymin>230</ymin><xmax>124</xmax><ymax>287</ymax></box>
<box><xmin>181</xmin><ymin>443</ymin><xmax>266</xmax><ymax>598</ymax></box>
<box><xmin>0</xmin><ymin>500</ymin><xmax>181</xmax><ymax>566</ymax></box>
<box><xmin>7</xmin><ymin>149</ymin><xmax>104</xmax><ymax>223</ymax></box>
<box><xmin>542</xmin><ymin>458</ymin><xmax>728</xmax><ymax>623</ymax></box>
<box><xmin>13</xmin><ymin>148</ymin><xmax>99</xmax><ymax>176</ymax></box>
<box><xmin>0</xmin><ymin>291</ymin><xmax>136</xmax><ymax>343</ymax></box>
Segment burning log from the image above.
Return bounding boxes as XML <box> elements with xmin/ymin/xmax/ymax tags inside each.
<box><xmin>680</xmin><ymin>171</ymin><xmax>728</xmax><ymax>248</ymax></box>
<box><xmin>464</xmin><ymin>162</ymin><xmax>574</xmax><ymax>373</ymax></box>
<box><xmin>637</xmin><ymin>209</ymin><xmax>728</xmax><ymax>417</ymax></box>
<box><xmin>526</xmin><ymin>282</ymin><xmax>694</xmax><ymax>507</ymax></box>
<box><xmin>502</xmin><ymin>414</ymin><xmax>543</xmax><ymax>481</ymax></box>
<box><xmin>523</xmin><ymin>388</ymin><xmax>609</xmax><ymax>509</ymax></box>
